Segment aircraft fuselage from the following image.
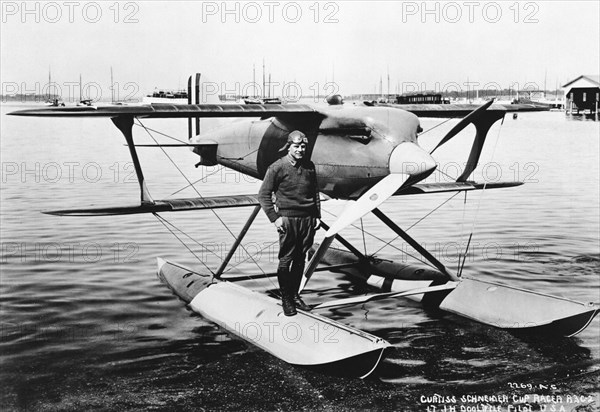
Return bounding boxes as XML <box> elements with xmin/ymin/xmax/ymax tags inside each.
<box><xmin>191</xmin><ymin>106</ymin><xmax>422</xmax><ymax>199</ymax></box>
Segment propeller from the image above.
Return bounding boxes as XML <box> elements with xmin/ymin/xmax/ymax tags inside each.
<box><xmin>299</xmin><ymin>142</ymin><xmax>437</xmax><ymax>292</ymax></box>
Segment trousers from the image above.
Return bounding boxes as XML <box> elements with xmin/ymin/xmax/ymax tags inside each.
<box><xmin>277</xmin><ymin>216</ymin><xmax>316</xmax><ymax>293</ymax></box>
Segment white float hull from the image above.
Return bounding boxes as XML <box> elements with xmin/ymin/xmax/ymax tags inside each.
<box><xmin>320</xmin><ymin>248</ymin><xmax>599</xmax><ymax>336</ymax></box>
<box><xmin>157</xmin><ymin>258</ymin><xmax>390</xmax><ymax>378</ymax></box>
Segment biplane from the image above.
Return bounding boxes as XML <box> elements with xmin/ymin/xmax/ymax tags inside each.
<box><xmin>9</xmin><ymin>73</ymin><xmax>599</xmax><ymax>379</ymax></box>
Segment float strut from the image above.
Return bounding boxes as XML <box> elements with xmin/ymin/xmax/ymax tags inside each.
<box><xmin>372</xmin><ymin>208</ymin><xmax>458</xmax><ymax>281</ymax></box>
<box><xmin>299</xmin><ymin>221</ymin><xmax>371</xmax><ymax>292</ymax></box>
<box><xmin>320</xmin><ymin>222</ymin><xmax>367</xmax><ymax>261</ymax></box>
<box><xmin>214</xmin><ymin>205</ymin><xmax>261</xmax><ymax>279</ymax></box>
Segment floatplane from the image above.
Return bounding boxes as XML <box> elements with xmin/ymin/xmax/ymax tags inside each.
<box><xmin>9</xmin><ymin>73</ymin><xmax>599</xmax><ymax>379</ymax></box>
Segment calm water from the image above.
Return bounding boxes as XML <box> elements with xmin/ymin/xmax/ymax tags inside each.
<box><xmin>1</xmin><ymin>104</ymin><xmax>599</xmax><ymax>409</ymax></box>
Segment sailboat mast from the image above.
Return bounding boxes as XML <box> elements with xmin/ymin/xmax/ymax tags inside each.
<box><xmin>110</xmin><ymin>67</ymin><xmax>114</xmax><ymax>103</ymax></box>
<box><xmin>253</xmin><ymin>64</ymin><xmax>256</xmax><ymax>97</ymax></box>
<box><xmin>387</xmin><ymin>66</ymin><xmax>390</xmax><ymax>99</ymax></box>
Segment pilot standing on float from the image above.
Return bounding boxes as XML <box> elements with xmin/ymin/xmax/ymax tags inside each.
<box><xmin>258</xmin><ymin>131</ymin><xmax>321</xmax><ymax>316</ymax></box>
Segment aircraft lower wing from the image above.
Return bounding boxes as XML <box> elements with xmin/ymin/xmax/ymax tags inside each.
<box><xmin>44</xmin><ymin>195</ymin><xmax>261</xmax><ymax>216</ymax></box>
<box><xmin>45</xmin><ymin>181</ymin><xmax>522</xmax><ymax>216</ymax></box>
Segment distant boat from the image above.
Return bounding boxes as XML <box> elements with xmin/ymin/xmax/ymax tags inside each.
<box><xmin>76</xmin><ymin>74</ymin><xmax>95</xmax><ymax>106</ymax></box>
<box><xmin>243</xmin><ymin>97</ymin><xmax>282</xmax><ymax>104</ymax></box>
<box><xmin>45</xmin><ymin>98</ymin><xmax>65</xmax><ymax>107</ymax></box>
<box><xmin>143</xmin><ymin>88</ymin><xmax>188</xmax><ymax>104</ymax></box>
<box><xmin>76</xmin><ymin>99</ymin><xmax>93</xmax><ymax>107</ymax></box>
<box><xmin>44</xmin><ymin>67</ymin><xmax>63</xmax><ymax>105</ymax></box>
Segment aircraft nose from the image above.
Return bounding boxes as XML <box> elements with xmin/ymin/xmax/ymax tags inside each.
<box><xmin>388</xmin><ymin>142</ymin><xmax>437</xmax><ymax>176</ymax></box>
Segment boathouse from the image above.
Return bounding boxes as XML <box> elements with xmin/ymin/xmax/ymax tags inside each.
<box><xmin>562</xmin><ymin>75</ymin><xmax>599</xmax><ymax>115</ymax></box>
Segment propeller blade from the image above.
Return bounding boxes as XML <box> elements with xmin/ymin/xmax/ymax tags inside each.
<box><xmin>327</xmin><ymin>142</ymin><xmax>437</xmax><ymax>237</ymax></box>
<box><xmin>430</xmin><ymin>99</ymin><xmax>494</xmax><ymax>154</ymax></box>
<box><xmin>299</xmin><ymin>174</ymin><xmax>412</xmax><ymax>293</ymax></box>
<box><xmin>298</xmin><ymin>142</ymin><xmax>437</xmax><ymax>293</ymax></box>
<box><xmin>325</xmin><ymin>174</ymin><xmax>409</xmax><ymax>237</ymax></box>
<box><xmin>312</xmin><ymin>282</ymin><xmax>458</xmax><ymax>310</ymax></box>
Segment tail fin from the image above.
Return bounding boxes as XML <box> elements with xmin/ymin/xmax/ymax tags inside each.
<box><xmin>187</xmin><ymin>73</ymin><xmax>228</xmax><ymax>139</ymax></box>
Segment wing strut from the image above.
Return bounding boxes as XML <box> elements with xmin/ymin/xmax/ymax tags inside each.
<box><xmin>111</xmin><ymin>116</ymin><xmax>154</xmax><ymax>203</ymax></box>
<box><xmin>457</xmin><ymin>111</ymin><xmax>505</xmax><ymax>182</ymax></box>
<box><xmin>371</xmin><ymin>208</ymin><xmax>458</xmax><ymax>281</ymax></box>
<box><xmin>214</xmin><ymin>205</ymin><xmax>261</xmax><ymax>278</ymax></box>
<box><xmin>187</xmin><ymin>75</ymin><xmax>193</xmax><ymax>139</ymax></box>
<box><xmin>195</xmin><ymin>73</ymin><xmax>201</xmax><ymax>135</ymax></box>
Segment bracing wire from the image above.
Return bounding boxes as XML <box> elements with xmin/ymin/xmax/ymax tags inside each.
<box><xmin>169</xmin><ymin>148</ymin><xmax>261</xmax><ymax>197</ymax></box>
<box><xmin>133</xmin><ymin>123</ymin><xmax>189</xmax><ymax>144</ymax></box>
<box><xmin>169</xmin><ymin>165</ymin><xmax>226</xmax><ymax>197</ymax></box>
<box><xmin>458</xmin><ymin>116</ymin><xmax>506</xmax><ymax>274</ymax></box>
<box><xmin>371</xmin><ymin>192</ymin><xmax>461</xmax><ymax>256</ymax></box>
<box><xmin>418</xmin><ymin>117</ymin><xmax>455</xmax><ymax>137</ymax></box>
<box><xmin>131</xmin><ymin>120</ymin><xmax>262</xmax><ymax>200</ymax></box>
<box><xmin>320</xmin><ymin>208</ymin><xmax>438</xmax><ymax>271</ymax></box>
<box><xmin>135</xmin><ymin>119</ymin><xmax>267</xmax><ymax>278</ymax></box>
<box><xmin>153</xmin><ymin>213</ymin><xmax>223</xmax><ymax>261</ymax></box>
<box><xmin>152</xmin><ymin>212</ymin><xmax>216</xmax><ymax>276</ymax></box>
<box><xmin>457</xmin><ymin>190</ymin><xmax>470</xmax><ymax>274</ymax></box>
<box><xmin>360</xmin><ymin>218</ymin><xmax>367</xmax><ymax>255</ymax></box>
<box><xmin>222</xmin><ymin>239</ymin><xmax>279</xmax><ymax>274</ymax></box>
<box><xmin>471</xmin><ymin>121</ymin><xmax>504</xmax><ymax>224</ymax></box>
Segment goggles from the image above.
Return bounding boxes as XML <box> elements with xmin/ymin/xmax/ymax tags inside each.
<box><xmin>287</xmin><ymin>131</ymin><xmax>308</xmax><ymax>145</ymax></box>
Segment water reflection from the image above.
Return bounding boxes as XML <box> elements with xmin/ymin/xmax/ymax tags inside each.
<box><xmin>1</xmin><ymin>107</ymin><xmax>598</xmax><ymax>406</ymax></box>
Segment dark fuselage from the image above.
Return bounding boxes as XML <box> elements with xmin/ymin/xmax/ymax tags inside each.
<box><xmin>192</xmin><ymin>106</ymin><xmax>422</xmax><ymax>199</ymax></box>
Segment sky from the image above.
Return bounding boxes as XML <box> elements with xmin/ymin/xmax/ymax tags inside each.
<box><xmin>1</xmin><ymin>0</ymin><xmax>599</xmax><ymax>101</ymax></box>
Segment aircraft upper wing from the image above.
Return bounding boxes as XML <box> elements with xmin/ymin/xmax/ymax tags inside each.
<box><xmin>375</xmin><ymin>102</ymin><xmax>548</xmax><ymax>118</ymax></box>
<box><xmin>375</xmin><ymin>103</ymin><xmax>508</xmax><ymax>118</ymax></box>
<box><xmin>10</xmin><ymin>101</ymin><xmax>544</xmax><ymax>120</ymax></box>
<box><xmin>8</xmin><ymin>103</ymin><xmax>320</xmax><ymax>118</ymax></box>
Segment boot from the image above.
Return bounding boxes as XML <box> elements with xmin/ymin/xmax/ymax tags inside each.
<box><xmin>293</xmin><ymin>294</ymin><xmax>311</xmax><ymax>311</ymax></box>
<box><xmin>277</xmin><ymin>268</ymin><xmax>297</xmax><ymax>316</ymax></box>
<box><xmin>282</xmin><ymin>291</ymin><xmax>297</xmax><ymax>316</ymax></box>
<box><xmin>290</xmin><ymin>260</ymin><xmax>311</xmax><ymax>311</ymax></box>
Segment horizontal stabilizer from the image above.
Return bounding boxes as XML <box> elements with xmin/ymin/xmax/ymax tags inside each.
<box><xmin>44</xmin><ymin>195</ymin><xmax>260</xmax><ymax>216</ymax></box>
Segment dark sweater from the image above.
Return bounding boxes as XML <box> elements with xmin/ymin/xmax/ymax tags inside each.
<box><xmin>258</xmin><ymin>155</ymin><xmax>321</xmax><ymax>223</ymax></box>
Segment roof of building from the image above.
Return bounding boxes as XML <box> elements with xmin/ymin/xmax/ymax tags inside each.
<box><xmin>562</xmin><ymin>75</ymin><xmax>600</xmax><ymax>88</ymax></box>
